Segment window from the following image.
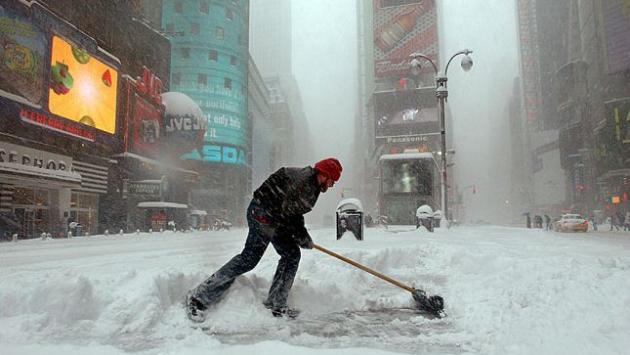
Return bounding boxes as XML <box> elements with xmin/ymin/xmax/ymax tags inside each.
<box><xmin>180</xmin><ymin>47</ymin><xmax>190</xmax><ymax>58</ymax></box>
<box><xmin>34</xmin><ymin>189</ymin><xmax>49</xmax><ymax>207</ymax></box>
<box><xmin>200</xmin><ymin>1</ymin><xmax>209</xmax><ymax>14</ymax></box>
<box><xmin>230</xmin><ymin>56</ymin><xmax>237</xmax><ymax>66</ymax></box>
<box><xmin>191</xmin><ymin>23</ymin><xmax>200</xmax><ymax>35</ymax></box>
<box><xmin>216</xmin><ymin>26</ymin><xmax>224</xmax><ymax>39</ymax></box>
<box><xmin>208</xmin><ymin>50</ymin><xmax>218</xmax><ymax>61</ymax></box>
<box><xmin>198</xmin><ymin>73</ymin><xmax>207</xmax><ymax>86</ymax></box>
<box><xmin>224</xmin><ymin>78</ymin><xmax>232</xmax><ymax>90</ymax></box>
<box><xmin>70</xmin><ymin>192</ymin><xmax>99</xmax><ymax>235</ymax></box>
<box><xmin>172</xmin><ymin>73</ymin><xmax>181</xmax><ymax>85</ymax></box>
<box><xmin>174</xmin><ymin>1</ymin><xmax>183</xmax><ymax>13</ymax></box>
<box><xmin>226</xmin><ymin>8</ymin><xmax>234</xmax><ymax>21</ymax></box>
<box><xmin>13</xmin><ymin>187</ymin><xmax>33</xmax><ymax>205</ymax></box>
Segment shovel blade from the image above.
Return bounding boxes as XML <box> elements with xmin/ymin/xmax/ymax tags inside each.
<box><xmin>412</xmin><ymin>289</ymin><xmax>445</xmax><ymax>318</ymax></box>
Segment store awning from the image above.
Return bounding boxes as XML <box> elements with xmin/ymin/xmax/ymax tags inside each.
<box><xmin>112</xmin><ymin>152</ymin><xmax>199</xmax><ymax>181</ymax></box>
<box><xmin>190</xmin><ymin>209</ymin><xmax>207</xmax><ymax>216</ymax></box>
<box><xmin>0</xmin><ymin>162</ymin><xmax>82</xmax><ymax>189</ymax></box>
<box><xmin>599</xmin><ymin>168</ymin><xmax>630</xmax><ymax>180</ymax></box>
<box><xmin>137</xmin><ymin>201</ymin><xmax>188</xmax><ymax>209</ymax></box>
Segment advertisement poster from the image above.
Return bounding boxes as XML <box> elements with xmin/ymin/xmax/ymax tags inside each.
<box><xmin>0</xmin><ymin>5</ymin><xmax>47</xmax><ymax>105</ymax></box>
<box><xmin>373</xmin><ymin>0</ymin><xmax>438</xmax><ymax>78</ymax></box>
<box><xmin>374</xmin><ymin>87</ymin><xmax>437</xmax><ymax>138</ymax></box>
<box><xmin>595</xmin><ymin>98</ymin><xmax>630</xmax><ymax>173</ymax></box>
<box><xmin>517</xmin><ymin>0</ymin><xmax>542</xmax><ymax>124</ymax></box>
<box><xmin>602</xmin><ymin>0</ymin><xmax>630</xmax><ymax>73</ymax></box>
<box><xmin>48</xmin><ymin>35</ymin><xmax>118</xmax><ymax>134</ymax></box>
<box><xmin>131</xmin><ymin>94</ymin><xmax>161</xmax><ymax>157</ymax></box>
<box><xmin>179</xmin><ymin>90</ymin><xmax>247</xmax><ymax>165</ymax></box>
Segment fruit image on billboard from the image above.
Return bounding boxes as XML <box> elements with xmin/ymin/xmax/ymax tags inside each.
<box><xmin>48</xmin><ymin>35</ymin><xmax>118</xmax><ymax>134</ymax></box>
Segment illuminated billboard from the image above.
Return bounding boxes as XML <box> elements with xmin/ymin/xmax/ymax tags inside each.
<box><xmin>373</xmin><ymin>0</ymin><xmax>438</xmax><ymax>78</ymax></box>
<box><xmin>0</xmin><ymin>6</ymin><xmax>48</xmax><ymax>105</ymax></box>
<box><xmin>374</xmin><ymin>87</ymin><xmax>437</xmax><ymax>138</ymax></box>
<box><xmin>48</xmin><ymin>35</ymin><xmax>118</xmax><ymax>134</ymax></box>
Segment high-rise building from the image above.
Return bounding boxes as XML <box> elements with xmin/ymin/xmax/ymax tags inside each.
<box><xmin>517</xmin><ymin>0</ymin><xmax>630</xmax><ymax>218</ymax></box>
<box><xmin>516</xmin><ymin>0</ymin><xmax>569</xmax><ymax>215</ymax></box>
<box><xmin>249</xmin><ymin>0</ymin><xmax>292</xmax><ymax>78</ymax></box>
<box><xmin>357</xmin><ymin>0</ymin><xmax>443</xmax><ymax>223</ymax></box>
<box><xmin>248</xmin><ymin>56</ymin><xmax>273</xmax><ymax>187</ymax></box>
<box><xmin>162</xmin><ymin>0</ymin><xmax>251</xmax><ymax>224</ymax></box>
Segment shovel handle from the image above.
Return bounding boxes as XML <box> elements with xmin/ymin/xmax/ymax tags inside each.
<box><xmin>312</xmin><ymin>243</ymin><xmax>415</xmax><ymax>293</ymax></box>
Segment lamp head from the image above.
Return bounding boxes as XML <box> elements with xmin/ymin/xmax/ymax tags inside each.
<box><xmin>410</xmin><ymin>57</ymin><xmax>422</xmax><ymax>76</ymax></box>
<box><xmin>461</xmin><ymin>54</ymin><xmax>473</xmax><ymax>72</ymax></box>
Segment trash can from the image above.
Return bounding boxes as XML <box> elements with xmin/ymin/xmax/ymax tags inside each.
<box><xmin>416</xmin><ymin>205</ymin><xmax>434</xmax><ymax>232</ymax></box>
<box><xmin>75</xmin><ymin>223</ymin><xmax>83</xmax><ymax>237</ymax></box>
<box><xmin>336</xmin><ymin>198</ymin><xmax>364</xmax><ymax>240</ymax></box>
<box><xmin>432</xmin><ymin>209</ymin><xmax>443</xmax><ymax>228</ymax></box>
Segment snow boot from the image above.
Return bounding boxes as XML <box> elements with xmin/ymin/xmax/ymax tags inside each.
<box><xmin>263</xmin><ymin>300</ymin><xmax>300</xmax><ymax>319</ymax></box>
<box><xmin>186</xmin><ymin>292</ymin><xmax>207</xmax><ymax>323</ymax></box>
<box><xmin>271</xmin><ymin>306</ymin><xmax>300</xmax><ymax>319</ymax></box>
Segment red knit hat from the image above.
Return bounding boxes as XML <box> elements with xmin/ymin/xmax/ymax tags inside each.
<box><xmin>314</xmin><ymin>158</ymin><xmax>342</xmax><ymax>182</ymax></box>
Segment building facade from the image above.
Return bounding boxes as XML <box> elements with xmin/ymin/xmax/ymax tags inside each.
<box><xmin>0</xmin><ymin>0</ymin><xmax>204</xmax><ymax>239</ymax></box>
<box><xmin>162</xmin><ymin>0</ymin><xmax>251</xmax><ymax>224</ymax></box>
<box><xmin>517</xmin><ymin>0</ymin><xmax>630</xmax><ymax>220</ymax></box>
<box><xmin>249</xmin><ymin>0</ymin><xmax>310</xmax><ymax>167</ymax></box>
<box><xmin>356</xmin><ymin>0</ymin><xmax>448</xmax><ymax>222</ymax></box>
<box><xmin>248</xmin><ymin>55</ymin><xmax>273</xmax><ymax>187</ymax></box>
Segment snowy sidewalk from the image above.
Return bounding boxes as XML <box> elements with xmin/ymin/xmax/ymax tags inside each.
<box><xmin>1</xmin><ymin>226</ymin><xmax>630</xmax><ymax>355</ymax></box>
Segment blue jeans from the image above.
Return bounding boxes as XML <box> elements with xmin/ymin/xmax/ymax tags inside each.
<box><xmin>191</xmin><ymin>201</ymin><xmax>301</xmax><ymax>309</ymax></box>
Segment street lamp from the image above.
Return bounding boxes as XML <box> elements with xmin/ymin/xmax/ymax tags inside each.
<box><xmin>409</xmin><ymin>49</ymin><xmax>473</xmax><ymax>227</ymax></box>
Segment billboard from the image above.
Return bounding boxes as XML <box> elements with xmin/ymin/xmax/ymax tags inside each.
<box><xmin>0</xmin><ymin>5</ymin><xmax>48</xmax><ymax>105</ymax></box>
<box><xmin>120</xmin><ymin>68</ymin><xmax>164</xmax><ymax>157</ymax></box>
<box><xmin>179</xmin><ymin>89</ymin><xmax>247</xmax><ymax>165</ymax></box>
<box><xmin>373</xmin><ymin>0</ymin><xmax>438</xmax><ymax>78</ymax></box>
<box><xmin>601</xmin><ymin>0</ymin><xmax>630</xmax><ymax>73</ymax></box>
<box><xmin>374</xmin><ymin>87</ymin><xmax>438</xmax><ymax>138</ymax></box>
<box><xmin>595</xmin><ymin>98</ymin><xmax>630</xmax><ymax>172</ymax></box>
<box><xmin>130</xmin><ymin>94</ymin><xmax>161</xmax><ymax>156</ymax></box>
<box><xmin>517</xmin><ymin>0</ymin><xmax>542</xmax><ymax>124</ymax></box>
<box><xmin>48</xmin><ymin>35</ymin><xmax>118</xmax><ymax>134</ymax></box>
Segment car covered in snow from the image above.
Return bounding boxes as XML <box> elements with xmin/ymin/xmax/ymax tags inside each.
<box><xmin>553</xmin><ymin>214</ymin><xmax>588</xmax><ymax>232</ymax></box>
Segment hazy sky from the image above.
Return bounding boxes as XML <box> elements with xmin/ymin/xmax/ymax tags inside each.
<box><xmin>292</xmin><ymin>0</ymin><xmax>358</xmax><ymax>221</ymax></box>
<box><xmin>291</xmin><ymin>0</ymin><xmax>519</xmax><ymax>223</ymax></box>
<box><xmin>438</xmin><ymin>0</ymin><xmax>519</xmax><ymax>222</ymax></box>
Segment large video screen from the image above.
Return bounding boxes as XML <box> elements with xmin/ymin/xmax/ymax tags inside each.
<box><xmin>374</xmin><ymin>87</ymin><xmax>438</xmax><ymax>137</ymax></box>
<box><xmin>0</xmin><ymin>6</ymin><xmax>48</xmax><ymax>105</ymax></box>
<box><xmin>381</xmin><ymin>159</ymin><xmax>434</xmax><ymax>194</ymax></box>
<box><xmin>48</xmin><ymin>35</ymin><xmax>118</xmax><ymax>134</ymax></box>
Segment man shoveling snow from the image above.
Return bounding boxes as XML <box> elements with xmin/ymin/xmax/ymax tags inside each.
<box><xmin>186</xmin><ymin>158</ymin><xmax>342</xmax><ymax>321</ymax></box>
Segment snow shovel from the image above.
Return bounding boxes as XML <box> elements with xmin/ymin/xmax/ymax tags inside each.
<box><xmin>312</xmin><ymin>243</ymin><xmax>445</xmax><ymax>318</ymax></box>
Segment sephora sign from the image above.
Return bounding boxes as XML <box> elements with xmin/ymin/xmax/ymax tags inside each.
<box><xmin>161</xmin><ymin>92</ymin><xmax>206</xmax><ymax>158</ymax></box>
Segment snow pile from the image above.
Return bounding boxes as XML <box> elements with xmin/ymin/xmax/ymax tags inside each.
<box><xmin>1</xmin><ymin>226</ymin><xmax>630</xmax><ymax>354</ymax></box>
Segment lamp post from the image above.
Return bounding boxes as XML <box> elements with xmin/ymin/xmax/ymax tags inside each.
<box><xmin>410</xmin><ymin>49</ymin><xmax>473</xmax><ymax>226</ymax></box>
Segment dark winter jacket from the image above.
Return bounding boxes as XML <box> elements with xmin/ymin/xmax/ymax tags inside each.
<box><xmin>253</xmin><ymin>166</ymin><xmax>321</xmax><ymax>244</ymax></box>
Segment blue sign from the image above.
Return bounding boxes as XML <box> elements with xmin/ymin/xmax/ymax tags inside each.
<box><xmin>181</xmin><ymin>144</ymin><xmax>246</xmax><ymax>165</ymax></box>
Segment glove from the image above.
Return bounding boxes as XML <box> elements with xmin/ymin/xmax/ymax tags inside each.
<box><xmin>296</xmin><ymin>235</ymin><xmax>314</xmax><ymax>249</ymax></box>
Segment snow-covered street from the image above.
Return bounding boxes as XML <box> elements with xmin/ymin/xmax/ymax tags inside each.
<box><xmin>1</xmin><ymin>225</ymin><xmax>630</xmax><ymax>355</ymax></box>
